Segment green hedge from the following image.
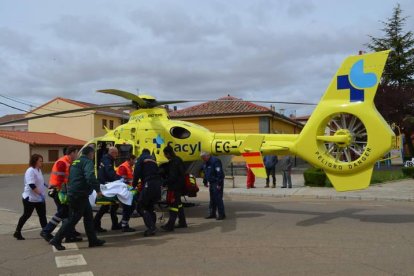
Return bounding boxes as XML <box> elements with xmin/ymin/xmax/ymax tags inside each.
<box><xmin>304</xmin><ymin>167</ymin><xmax>410</xmax><ymax>187</ymax></box>
<box><xmin>303</xmin><ymin>167</ymin><xmax>331</xmax><ymax>187</ymax></box>
<box><xmin>402</xmin><ymin>167</ymin><xmax>414</xmax><ymax>178</ymax></box>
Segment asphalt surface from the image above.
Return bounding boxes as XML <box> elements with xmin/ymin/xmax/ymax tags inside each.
<box><xmin>0</xmin><ymin>174</ymin><xmax>414</xmax><ymax>275</ymax></box>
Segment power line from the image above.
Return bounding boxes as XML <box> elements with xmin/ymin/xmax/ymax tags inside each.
<box><xmin>0</xmin><ymin>94</ymin><xmax>93</xmax><ymax>114</ymax></box>
<box><xmin>0</xmin><ymin>102</ymin><xmax>29</xmax><ymax>113</ymax></box>
<box><xmin>0</xmin><ymin>100</ymin><xmax>94</xmax><ymax>119</ymax></box>
<box><xmin>0</xmin><ymin>95</ymin><xmax>36</xmax><ymax>109</ymax></box>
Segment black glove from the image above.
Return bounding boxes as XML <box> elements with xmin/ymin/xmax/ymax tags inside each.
<box><xmin>48</xmin><ymin>187</ymin><xmax>57</xmax><ymax>198</ymax></box>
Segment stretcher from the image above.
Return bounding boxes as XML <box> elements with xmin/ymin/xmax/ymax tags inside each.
<box><xmin>89</xmin><ymin>180</ymin><xmax>138</xmax><ymax>207</ymax></box>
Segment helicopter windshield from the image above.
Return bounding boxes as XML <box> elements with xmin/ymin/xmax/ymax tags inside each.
<box><xmin>170</xmin><ymin>126</ymin><xmax>191</xmax><ymax>139</ymax></box>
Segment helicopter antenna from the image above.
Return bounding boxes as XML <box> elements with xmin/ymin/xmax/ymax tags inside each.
<box><xmin>231</xmin><ymin>118</ymin><xmax>237</xmax><ymax>142</ymax></box>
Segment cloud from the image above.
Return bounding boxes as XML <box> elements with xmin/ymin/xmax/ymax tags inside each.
<box><xmin>47</xmin><ymin>15</ymin><xmax>132</xmax><ymax>49</ymax></box>
<box><xmin>0</xmin><ymin>27</ymin><xmax>33</xmax><ymax>54</ymax></box>
<box><xmin>1</xmin><ymin>0</ymin><xmax>413</xmax><ymax>118</ymax></box>
<box><xmin>129</xmin><ymin>5</ymin><xmax>222</xmax><ymax>44</ymax></box>
<box><xmin>286</xmin><ymin>0</ymin><xmax>316</xmax><ymax>18</ymax></box>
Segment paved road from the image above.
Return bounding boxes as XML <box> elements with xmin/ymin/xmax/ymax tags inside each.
<box><xmin>0</xmin><ymin>175</ymin><xmax>414</xmax><ymax>275</ymax></box>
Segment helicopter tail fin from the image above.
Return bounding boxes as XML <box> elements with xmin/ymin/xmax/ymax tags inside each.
<box><xmin>293</xmin><ymin>50</ymin><xmax>394</xmax><ymax>192</ymax></box>
<box><xmin>325</xmin><ymin>166</ymin><xmax>374</xmax><ymax>191</ymax></box>
<box><xmin>240</xmin><ymin>135</ymin><xmax>267</xmax><ymax>178</ymax></box>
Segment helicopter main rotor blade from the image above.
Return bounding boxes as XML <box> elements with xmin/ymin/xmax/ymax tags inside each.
<box><xmin>153</xmin><ymin>100</ymin><xmax>189</xmax><ymax>107</ymax></box>
<box><xmin>97</xmin><ymin>88</ymin><xmax>316</xmax><ymax>106</ymax></box>
<box><xmin>0</xmin><ymin>103</ymin><xmax>133</xmax><ymax>126</ymax></box>
<box><xmin>97</xmin><ymin>89</ymin><xmax>146</xmax><ymax>107</ymax></box>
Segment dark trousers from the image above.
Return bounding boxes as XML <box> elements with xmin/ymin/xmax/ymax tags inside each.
<box><xmin>16</xmin><ymin>197</ymin><xmax>47</xmax><ymax>232</ymax></box>
<box><xmin>54</xmin><ymin>196</ymin><xmax>99</xmax><ymax>244</ymax></box>
<box><xmin>165</xmin><ymin>190</ymin><xmax>186</xmax><ymax>228</ymax></box>
<box><xmin>209</xmin><ymin>183</ymin><xmax>225</xmax><ymax>217</ymax></box>
<box><xmin>282</xmin><ymin>170</ymin><xmax>292</xmax><ymax>188</ymax></box>
<box><xmin>137</xmin><ymin>182</ymin><xmax>161</xmax><ymax>230</ymax></box>
<box><xmin>93</xmin><ymin>204</ymin><xmax>119</xmax><ymax>228</ymax></box>
<box><xmin>120</xmin><ymin>202</ymin><xmax>135</xmax><ymax>227</ymax></box>
<box><xmin>265</xmin><ymin>167</ymin><xmax>276</xmax><ymax>186</ymax></box>
<box><xmin>43</xmin><ymin>192</ymin><xmax>74</xmax><ymax>236</ymax></box>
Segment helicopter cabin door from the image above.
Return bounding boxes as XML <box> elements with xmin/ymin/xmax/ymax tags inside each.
<box><xmin>114</xmin><ymin>143</ymin><xmax>134</xmax><ymax>167</ymax></box>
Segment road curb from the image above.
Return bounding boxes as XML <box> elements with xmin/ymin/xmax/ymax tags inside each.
<box><xmin>198</xmin><ymin>189</ymin><xmax>414</xmax><ymax>202</ymax></box>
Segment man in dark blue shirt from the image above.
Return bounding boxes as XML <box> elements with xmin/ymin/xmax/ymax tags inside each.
<box><xmin>201</xmin><ymin>152</ymin><xmax>226</xmax><ymax>220</ymax></box>
<box><xmin>263</xmin><ymin>155</ymin><xmax>278</xmax><ymax>188</ymax></box>
<box><xmin>93</xmin><ymin>146</ymin><xmax>121</xmax><ymax>232</ymax></box>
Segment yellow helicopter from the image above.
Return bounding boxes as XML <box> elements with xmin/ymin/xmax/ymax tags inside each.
<box><xmin>1</xmin><ymin>50</ymin><xmax>394</xmax><ymax>192</ymax></box>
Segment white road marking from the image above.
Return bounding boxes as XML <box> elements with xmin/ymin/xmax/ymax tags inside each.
<box><xmin>55</xmin><ymin>254</ymin><xmax>87</xmax><ymax>268</ymax></box>
<box><xmin>52</xmin><ymin>226</ymin><xmax>61</xmax><ymax>234</ymax></box>
<box><xmin>52</xmin><ymin>242</ymin><xmax>79</xmax><ymax>253</ymax></box>
<box><xmin>59</xmin><ymin>272</ymin><xmax>94</xmax><ymax>276</ymax></box>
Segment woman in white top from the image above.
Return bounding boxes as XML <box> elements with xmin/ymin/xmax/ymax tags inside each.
<box><xmin>14</xmin><ymin>154</ymin><xmax>48</xmax><ymax>240</ymax></box>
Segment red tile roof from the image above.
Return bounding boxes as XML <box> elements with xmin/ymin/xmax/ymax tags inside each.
<box><xmin>0</xmin><ymin>130</ymin><xmax>86</xmax><ymax>146</ymax></box>
<box><xmin>169</xmin><ymin>95</ymin><xmax>271</xmax><ymax>118</ymax></box>
<box><xmin>293</xmin><ymin>115</ymin><xmax>311</xmax><ymax>121</ymax></box>
<box><xmin>0</xmin><ymin>114</ymin><xmax>27</xmax><ymax>124</ymax></box>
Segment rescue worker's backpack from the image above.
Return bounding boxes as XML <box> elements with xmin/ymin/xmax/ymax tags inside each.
<box><xmin>183</xmin><ymin>173</ymin><xmax>199</xmax><ymax>197</ymax></box>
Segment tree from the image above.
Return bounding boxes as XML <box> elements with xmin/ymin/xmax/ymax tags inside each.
<box><xmin>374</xmin><ymin>85</ymin><xmax>414</xmax><ymax>124</ymax></box>
<box><xmin>367</xmin><ymin>3</ymin><xmax>414</xmax><ymax>85</ymax></box>
<box><xmin>367</xmin><ymin>4</ymin><xmax>414</xmax><ymax>160</ymax></box>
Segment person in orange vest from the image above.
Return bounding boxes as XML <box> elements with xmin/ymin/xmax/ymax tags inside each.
<box><xmin>116</xmin><ymin>154</ymin><xmax>136</xmax><ymax>185</ymax></box>
<box><xmin>40</xmin><ymin>146</ymin><xmax>82</xmax><ymax>243</ymax></box>
<box><xmin>116</xmin><ymin>154</ymin><xmax>138</xmax><ymax>232</ymax></box>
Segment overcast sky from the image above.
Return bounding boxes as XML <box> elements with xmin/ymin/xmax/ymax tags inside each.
<box><xmin>1</xmin><ymin>0</ymin><xmax>413</xmax><ymax>117</ymax></box>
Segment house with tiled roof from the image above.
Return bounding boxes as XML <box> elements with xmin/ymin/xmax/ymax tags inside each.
<box><xmin>169</xmin><ymin>95</ymin><xmax>303</xmax><ymax>165</ymax></box>
<box><xmin>0</xmin><ymin>114</ymin><xmax>27</xmax><ymax>131</ymax></box>
<box><xmin>0</xmin><ymin>130</ymin><xmax>85</xmax><ymax>174</ymax></box>
<box><xmin>293</xmin><ymin>115</ymin><xmax>311</xmax><ymax>125</ymax></box>
<box><xmin>26</xmin><ymin>97</ymin><xmax>129</xmax><ymax>141</ymax></box>
<box><xmin>169</xmin><ymin>95</ymin><xmax>303</xmax><ymax>134</ymax></box>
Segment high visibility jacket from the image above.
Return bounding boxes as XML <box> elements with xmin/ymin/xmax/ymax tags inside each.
<box><xmin>116</xmin><ymin>161</ymin><xmax>133</xmax><ymax>184</ymax></box>
<box><xmin>49</xmin><ymin>155</ymin><xmax>71</xmax><ymax>190</ymax></box>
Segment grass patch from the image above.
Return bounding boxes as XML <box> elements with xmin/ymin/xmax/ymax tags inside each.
<box><xmin>304</xmin><ymin>167</ymin><xmax>410</xmax><ymax>187</ymax></box>
<box><xmin>371</xmin><ymin>170</ymin><xmax>410</xmax><ymax>184</ymax></box>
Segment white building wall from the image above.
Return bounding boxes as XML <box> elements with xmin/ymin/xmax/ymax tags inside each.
<box><xmin>0</xmin><ymin>137</ymin><xmax>29</xmax><ymax>164</ymax></box>
<box><xmin>31</xmin><ymin>147</ymin><xmax>66</xmax><ymax>163</ymax></box>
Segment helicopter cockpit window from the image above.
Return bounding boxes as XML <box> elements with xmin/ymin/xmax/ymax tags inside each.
<box><xmin>170</xmin><ymin>127</ymin><xmax>191</xmax><ymax>139</ymax></box>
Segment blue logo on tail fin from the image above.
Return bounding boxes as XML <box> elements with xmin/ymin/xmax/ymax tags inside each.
<box><xmin>350</xmin><ymin>60</ymin><xmax>377</xmax><ymax>89</ymax></box>
<box><xmin>337</xmin><ymin>59</ymin><xmax>378</xmax><ymax>102</ymax></box>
